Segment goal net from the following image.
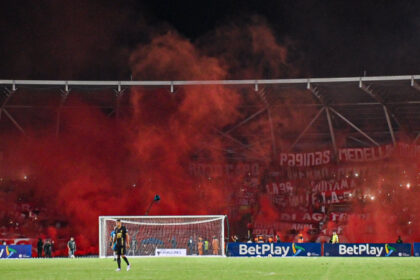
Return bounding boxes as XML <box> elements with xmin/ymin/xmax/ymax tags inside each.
<box><xmin>99</xmin><ymin>215</ymin><xmax>226</xmax><ymax>257</ymax></box>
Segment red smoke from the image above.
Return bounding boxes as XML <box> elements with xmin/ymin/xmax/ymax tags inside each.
<box><xmin>1</xmin><ymin>23</ymin><xmax>292</xmax><ymax>254</ymax></box>
<box><xmin>1</xmin><ymin>18</ymin><xmax>419</xmax><ymax>257</ymax></box>
<box><xmin>343</xmin><ymin>159</ymin><xmax>420</xmax><ymax>243</ymax></box>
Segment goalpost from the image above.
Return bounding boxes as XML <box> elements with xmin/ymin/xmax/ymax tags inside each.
<box><xmin>99</xmin><ymin>215</ymin><xmax>227</xmax><ymax>258</ymax></box>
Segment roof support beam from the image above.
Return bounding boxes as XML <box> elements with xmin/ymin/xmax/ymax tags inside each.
<box><xmin>0</xmin><ymin>86</ymin><xmax>26</xmax><ymax>135</ymax></box>
<box><xmin>347</xmin><ymin>136</ymin><xmax>371</xmax><ymax>147</ymax></box>
<box><xmin>215</xmin><ymin>128</ymin><xmax>246</xmax><ymax>147</ymax></box>
<box><xmin>255</xmin><ymin>87</ymin><xmax>277</xmax><ymax>156</ymax></box>
<box><xmin>329</xmin><ymin>107</ymin><xmax>379</xmax><ymax>146</ymax></box>
<box><xmin>0</xmin><ymin>87</ymin><xmax>15</xmax><ymax>120</ymax></box>
<box><xmin>325</xmin><ymin>107</ymin><xmax>337</xmax><ymax>155</ymax></box>
<box><xmin>224</xmin><ymin>107</ymin><xmax>266</xmax><ymax>135</ymax></box>
<box><xmin>214</xmin><ymin>128</ymin><xmax>266</xmax><ymax>160</ymax></box>
<box><xmin>308</xmin><ymin>85</ymin><xmax>337</xmax><ymax>155</ymax></box>
<box><xmin>216</xmin><ymin>107</ymin><xmax>268</xmax><ymax>159</ymax></box>
<box><xmin>215</xmin><ymin>128</ymin><xmax>254</xmax><ymax>149</ymax></box>
<box><xmin>383</xmin><ymin>105</ymin><xmax>396</xmax><ymax>145</ymax></box>
<box><xmin>307</xmin><ymin>84</ymin><xmax>327</xmax><ymax>105</ymax></box>
<box><xmin>359</xmin><ymin>82</ymin><xmax>402</xmax><ymax>127</ymax></box>
<box><xmin>2</xmin><ymin>108</ymin><xmax>25</xmax><ymax>135</ymax></box>
<box><xmin>287</xmin><ymin>107</ymin><xmax>325</xmax><ymax>152</ymax></box>
<box><xmin>360</xmin><ymin>82</ymin><xmax>404</xmax><ymax>144</ymax></box>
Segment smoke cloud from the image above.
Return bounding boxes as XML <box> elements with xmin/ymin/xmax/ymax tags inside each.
<box><xmin>0</xmin><ymin>20</ymin><xmax>296</xmax><ymax>254</ymax></box>
<box><xmin>0</xmin><ymin>12</ymin><xmax>419</xmax><ymax>256</ymax></box>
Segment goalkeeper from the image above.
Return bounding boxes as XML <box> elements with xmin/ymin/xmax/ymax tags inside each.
<box><xmin>109</xmin><ymin>229</ymin><xmax>117</xmax><ymax>261</ymax></box>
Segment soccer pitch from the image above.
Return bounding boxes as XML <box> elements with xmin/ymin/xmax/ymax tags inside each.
<box><xmin>1</xmin><ymin>257</ymin><xmax>420</xmax><ymax>280</ymax></box>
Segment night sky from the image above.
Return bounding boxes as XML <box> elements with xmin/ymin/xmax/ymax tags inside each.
<box><xmin>0</xmin><ymin>0</ymin><xmax>419</xmax><ymax>80</ymax></box>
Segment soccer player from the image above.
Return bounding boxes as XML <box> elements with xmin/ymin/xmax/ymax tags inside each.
<box><xmin>109</xmin><ymin>229</ymin><xmax>117</xmax><ymax>261</ymax></box>
<box><xmin>113</xmin><ymin>219</ymin><xmax>131</xmax><ymax>272</ymax></box>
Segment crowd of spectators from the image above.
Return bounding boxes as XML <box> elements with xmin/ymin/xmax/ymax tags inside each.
<box><xmin>0</xmin><ymin>179</ymin><xmax>44</xmax><ymax>239</ymax></box>
<box><xmin>0</xmin><ymin>178</ymin><xmax>70</xmax><ymax>256</ymax></box>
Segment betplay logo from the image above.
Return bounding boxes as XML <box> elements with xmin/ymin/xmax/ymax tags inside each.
<box><xmin>338</xmin><ymin>244</ymin><xmax>383</xmax><ymax>256</ymax></box>
<box><xmin>0</xmin><ymin>246</ymin><xmax>17</xmax><ymax>258</ymax></box>
<box><xmin>239</xmin><ymin>244</ymin><xmax>290</xmax><ymax>256</ymax></box>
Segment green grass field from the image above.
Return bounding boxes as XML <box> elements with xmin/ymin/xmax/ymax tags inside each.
<box><xmin>1</xmin><ymin>257</ymin><xmax>420</xmax><ymax>280</ymax></box>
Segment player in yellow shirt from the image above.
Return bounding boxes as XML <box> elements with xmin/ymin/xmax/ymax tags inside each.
<box><xmin>331</xmin><ymin>231</ymin><xmax>339</xmax><ymax>244</ymax></box>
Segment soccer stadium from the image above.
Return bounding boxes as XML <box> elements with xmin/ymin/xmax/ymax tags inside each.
<box><xmin>1</xmin><ymin>1</ymin><xmax>420</xmax><ymax>280</ymax></box>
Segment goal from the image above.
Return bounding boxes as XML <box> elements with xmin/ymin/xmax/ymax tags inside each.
<box><xmin>99</xmin><ymin>215</ymin><xmax>227</xmax><ymax>257</ymax></box>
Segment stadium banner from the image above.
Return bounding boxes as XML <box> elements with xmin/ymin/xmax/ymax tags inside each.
<box><xmin>188</xmin><ymin>162</ymin><xmax>260</xmax><ymax>177</ymax></box>
<box><xmin>324</xmin><ymin>243</ymin><xmax>411</xmax><ymax>257</ymax></box>
<box><xmin>155</xmin><ymin>248</ymin><xmax>187</xmax><ymax>257</ymax></box>
<box><xmin>0</xmin><ymin>245</ymin><xmax>32</xmax><ymax>258</ymax></box>
<box><xmin>414</xmin><ymin>243</ymin><xmax>420</xmax><ymax>257</ymax></box>
<box><xmin>227</xmin><ymin>243</ymin><xmax>321</xmax><ymax>257</ymax></box>
<box><xmin>279</xmin><ymin>150</ymin><xmax>331</xmax><ymax>167</ymax></box>
<box><xmin>338</xmin><ymin>145</ymin><xmax>393</xmax><ymax>162</ymax></box>
<box><xmin>279</xmin><ymin>143</ymin><xmax>420</xmax><ymax>167</ymax></box>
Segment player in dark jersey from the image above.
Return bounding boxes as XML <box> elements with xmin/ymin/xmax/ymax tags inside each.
<box><xmin>112</xmin><ymin>219</ymin><xmax>131</xmax><ymax>271</ymax></box>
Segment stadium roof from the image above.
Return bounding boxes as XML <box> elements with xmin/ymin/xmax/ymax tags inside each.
<box><xmin>1</xmin><ymin>75</ymin><xmax>420</xmax><ymax>156</ymax></box>
<box><xmin>1</xmin><ymin>74</ymin><xmax>420</xmax><ymax>86</ymax></box>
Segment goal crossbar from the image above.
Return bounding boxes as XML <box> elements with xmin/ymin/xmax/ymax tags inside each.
<box><xmin>99</xmin><ymin>215</ymin><xmax>224</xmax><ymax>219</ymax></box>
<box><xmin>104</xmin><ymin>217</ymin><xmax>223</xmax><ymax>226</ymax></box>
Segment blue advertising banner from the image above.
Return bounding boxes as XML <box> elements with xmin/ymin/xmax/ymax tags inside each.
<box><xmin>414</xmin><ymin>243</ymin><xmax>420</xmax><ymax>257</ymax></box>
<box><xmin>0</xmin><ymin>245</ymin><xmax>32</xmax><ymax>259</ymax></box>
<box><xmin>227</xmin><ymin>243</ymin><xmax>321</xmax><ymax>257</ymax></box>
<box><xmin>324</xmin><ymin>243</ymin><xmax>411</xmax><ymax>257</ymax></box>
